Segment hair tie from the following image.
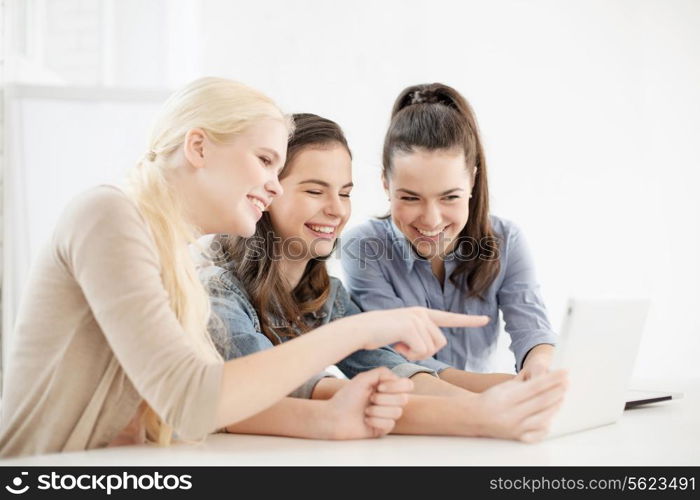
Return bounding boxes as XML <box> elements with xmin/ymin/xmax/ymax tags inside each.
<box><xmin>146</xmin><ymin>151</ymin><xmax>157</xmax><ymax>162</ymax></box>
<box><xmin>410</xmin><ymin>90</ymin><xmax>426</xmax><ymax>105</ymax></box>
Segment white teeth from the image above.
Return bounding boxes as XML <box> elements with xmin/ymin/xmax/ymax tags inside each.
<box><xmin>308</xmin><ymin>225</ymin><xmax>335</xmax><ymax>234</ymax></box>
<box><xmin>249</xmin><ymin>197</ymin><xmax>265</xmax><ymax>211</ymax></box>
<box><xmin>416</xmin><ymin>227</ymin><xmax>444</xmax><ymax>237</ymax></box>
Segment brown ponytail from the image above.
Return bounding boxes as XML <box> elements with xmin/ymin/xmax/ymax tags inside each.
<box><xmin>383</xmin><ymin>83</ymin><xmax>500</xmax><ymax>299</ymax></box>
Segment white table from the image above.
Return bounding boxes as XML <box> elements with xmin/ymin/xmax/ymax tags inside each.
<box><xmin>3</xmin><ymin>379</ymin><xmax>699</xmax><ymax>466</ymax></box>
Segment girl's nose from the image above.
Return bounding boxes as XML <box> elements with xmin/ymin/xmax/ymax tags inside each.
<box><xmin>266</xmin><ymin>176</ymin><xmax>284</xmax><ymax>198</ymax></box>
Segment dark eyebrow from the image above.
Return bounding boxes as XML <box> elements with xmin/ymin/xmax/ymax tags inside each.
<box><xmin>299</xmin><ymin>179</ymin><xmax>354</xmax><ymax>189</ymax></box>
<box><xmin>396</xmin><ymin>188</ymin><xmax>464</xmax><ymax>196</ymax></box>
<box><xmin>439</xmin><ymin>188</ymin><xmax>464</xmax><ymax>195</ymax></box>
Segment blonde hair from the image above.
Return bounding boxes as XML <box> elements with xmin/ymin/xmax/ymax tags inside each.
<box><xmin>125</xmin><ymin>77</ymin><xmax>292</xmax><ymax>445</ymax></box>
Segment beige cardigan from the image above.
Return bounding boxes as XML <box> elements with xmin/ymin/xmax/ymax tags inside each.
<box><xmin>0</xmin><ymin>186</ymin><xmax>223</xmax><ymax>457</ymax></box>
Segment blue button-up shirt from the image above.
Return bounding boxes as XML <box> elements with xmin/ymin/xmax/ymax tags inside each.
<box><xmin>340</xmin><ymin>215</ymin><xmax>557</xmax><ymax>373</ymax></box>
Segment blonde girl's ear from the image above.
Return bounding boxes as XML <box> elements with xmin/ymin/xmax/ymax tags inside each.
<box><xmin>183</xmin><ymin>128</ymin><xmax>207</xmax><ymax>169</ymax></box>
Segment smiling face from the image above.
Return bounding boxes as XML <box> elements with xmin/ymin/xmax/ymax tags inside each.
<box><xmin>187</xmin><ymin>118</ymin><xmax>289</xmax><ymax>236</ymax></box>
<box><xmin>385</xmin><ymin>147</ymin><xmax>473</xmax><ymax>261</ymax></box>
<box><xmin>268</xmin><ymin>144</ymin><xmax>353</xmax><ymax>262</ymax></box>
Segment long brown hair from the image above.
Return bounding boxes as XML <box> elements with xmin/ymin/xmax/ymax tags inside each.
<box><xmin>382</xmin><ymin>83</ymin><xmax>500</xmax><ymax>299</ymax></box>
<box><xmin>213</xmin><ymin>113</ymin><xmax>352</xmax><ymax>344</ymax></box>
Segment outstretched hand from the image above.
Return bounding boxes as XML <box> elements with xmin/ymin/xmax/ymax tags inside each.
<box><xmin>475</xmin><ymin>369</ymin><xmax>568</xmax><ymax>442</ymax></box>
<box><xmin>349</xmin><ymin>307</ymin><xmax>489</xmax><ymax>361</ymax></box>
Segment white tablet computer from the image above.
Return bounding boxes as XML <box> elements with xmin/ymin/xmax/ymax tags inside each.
<box><xmin>547</xmin><ymin>298</ymin><xmax>651</xmax><ymax>438</ymax></box>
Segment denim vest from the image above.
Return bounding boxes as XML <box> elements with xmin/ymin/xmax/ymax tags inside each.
<box><xmin>200</xmin><ymin>264</ymin><xmax>435</xmax><ymax>399</ymax></box>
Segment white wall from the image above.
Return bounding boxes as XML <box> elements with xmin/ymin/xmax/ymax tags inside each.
<box><xmin>197</xmin><ymin>0</ymin><xmax>700</xmax><ymax>377</ymax></box>
<box><xmin>3</xmin><ymin>0</ymin><xmax>699</xmax><ymax>378</ymax></box>
<box><xmin>1</xmin><ymin>87</ymin><xmax>167</xmax><ymax>370</ymax></box>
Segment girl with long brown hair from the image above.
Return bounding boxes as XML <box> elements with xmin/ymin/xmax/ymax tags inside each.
<box><xmin>342</xmin><ymin>83</ymin><xmax>558</xmax><ymax>386</ymax></box>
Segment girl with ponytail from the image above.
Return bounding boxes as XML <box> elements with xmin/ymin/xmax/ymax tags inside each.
<box><xmin>0</xmin><ymin>78</ymin><xmax>483</xmax><ymax>458</ymax></box>
<box><xmin>342</xmin><ymin>83</ymin><xmax>559</xmax><ymax>387</ymax></box>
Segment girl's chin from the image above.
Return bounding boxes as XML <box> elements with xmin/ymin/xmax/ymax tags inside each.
<box><xmin>234</xmin><ymin>220</ymin><xmax>258</xmax><ymax>238</ymax></box>
<box><xmin>307</xmin><ymin>240</ymin><xmax>335</xmax><ymax>258</ymax></box>
<box><xmin>412</xmin><ymin>240</ymin><xmax>446</xmax><ymax>259</ymax></box>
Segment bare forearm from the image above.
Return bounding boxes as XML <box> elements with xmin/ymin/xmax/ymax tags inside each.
<box><xmin>215</xmin><ymin>322</ymin><xmax>364</xmax><ymax>428</ymax></box>
<box><xmin>391</xmin><ymin>394</ymin><xmax>483</xmax><ymax>436</ymax></box>
<box><xmin>410</xmin><ymin>372</ymin><xmax>475</xmax><ymax>397</ymax></box>
<box><xmin>438</xmin><ymin>368</ymin><xmax>515</xmax><ymax>393</ymax></box>
<box><xmin>313</xmin><ymin>379</ymin><xmax>482</xmax><ymax>436</ymax></box>
<box><xmin>311</xmin><ymin>377</ymin><xmax>348</xmax><ymax>400</ymax></box>
<box><xmin>312</xmin><ymin>372</ymin><xmax>470</xmax><ymax>400</ymax></box>
<box><xmin>311</xmin><ymin>373</ymin><xmax>483</xmax><ymax>437</ymax></box>
<box><xmin>522</xmin><ymin>344</ymin><xmax>555</xmax><ymax>367</ymax></box>
<box><xmin>224</xmin><ymin>397</ymin><xmax>331</xmax><ymax>439</ymax></box>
